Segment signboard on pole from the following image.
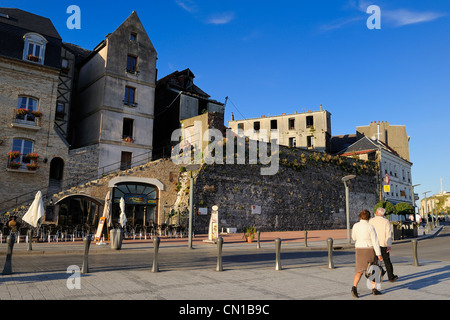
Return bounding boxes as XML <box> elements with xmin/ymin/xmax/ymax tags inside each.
<box><xmin>384</xmin><ymin>185</ymin><xmax>391</xmax><ymax>193</ymax></box>
<box><xmin>208</xmin><ymin>206</ymin><xmax>219</xmax><ymax>242</ymax></box>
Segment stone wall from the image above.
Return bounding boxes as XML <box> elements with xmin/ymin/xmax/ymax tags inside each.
<box><xmin>192</xmin><ymin>147</ymin><xmax>379</xmax><ymax>233</ymax></box>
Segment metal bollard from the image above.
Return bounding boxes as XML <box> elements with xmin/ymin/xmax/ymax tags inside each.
<box><xmin>216</xmin><ymin>237</ymin><xmax>223</xmax><ymax>272</ymax></box>
<box><xmin>275</xmin><ymin>238</ymin><xmax>282</xmax><ymax>271</ymax></box>
<box><xmin>2</xmin><ymin>234</ymin><xmax>15</xmax><ymax>275</ymax></box>
<box><xmin>327</xmin><ymin>238</ymin><xmax>334</xmax><ymax>269</ymax></box>
<box><xmin>304</xmin><ymin>230</ymin><xmax>308</xmax><ymax>247</ymax></box>
<box><xmin>152</xmin><ymin>237</ymin><xmax>160</xmax><ymax>273</ymax></box>
<box><xmin>27</xmin><ymin>229</ymin><xmax>33</xmax><ymax>251</ymax></box>
<box><xmin>257</xmin><ymin>230</ymin><xmax>261</xmax><ymax>249</ymax></box>
<box><xmin>412</xmin><ymin>239</ymin><xmax>419</xmax><ymax>266</ymax></box>
<box><xmin>81</xmin><ymin>235</ymin><xmax>91</xmax><ymax>274</ymax></box>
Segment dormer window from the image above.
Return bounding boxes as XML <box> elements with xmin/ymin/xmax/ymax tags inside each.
<box><xmin>23</xmin><ymin>33</ymin><xmax>47</xmax><ymax>65</ymax></box>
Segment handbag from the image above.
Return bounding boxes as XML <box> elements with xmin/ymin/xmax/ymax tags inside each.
<box><xmin>364</xmin><ymin>260</ymin><xmax>386</xmax><ymax>280</ymax></box>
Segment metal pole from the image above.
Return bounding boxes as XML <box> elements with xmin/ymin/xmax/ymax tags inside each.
<box><xmin>152</xmin><ymin>236</ymin><xmax>160</xmax><ymax>273</ymax></box>
<box><xmin>2</xmin><ymin>234</ymin><xmax>15</xmax><ymax>275</ymax></box>
<box><xmin>275</xmin><ymin>238</ymin><xmax>282</xmax><ymax>271</ymax></box>
<box><xmin>304</xmin><ymin>230</ymin><xmax>308</xmax><ymax>247</ymax></box>
<box><xmin>188</xmin><ymin>172</ymin><xmax>193</xmax><ymax>249</ymax></box>
<box><xmin>345</xmin><ymin>182</ymin><xmax>351</xmax><ymax>245</ymax></box>
<box><xmin>81</xmin><ymin>235</ymin><xmax>91</xmax><ymax>274</ymax></box>
<box><xmin>216</xmin><ymin>236</ymin><xmax>223</xmax><ymax>272</ymax></box>
<box><xmin>327</xmin><ymin>238</ymin><xmax>334</xmax><ymax>269</ymax></box>
<box><xmin>256</xmin><ymin>230</ymin><xmax>261</xmax><ymax>249</ymax></box>
<box><xmin>412</xmin><ymin>239</ymin><xmax>419</xmax><ymax>266</ymax></box>
<box><xmin>27</xmin><ymin>229</ymin><xmax>33</xmax><ymax>251</ymax></box>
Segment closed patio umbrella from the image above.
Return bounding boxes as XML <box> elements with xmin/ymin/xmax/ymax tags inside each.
<box><xmin>102</xmin><ymin>191</ymin><xmax>112</xmax><ymax>227</ymax></box>
<box><xmin>22</xmin><ymin>191</ymin><xmax>44</xmax><ymax>228</ymax></box>
<box><xmin>119</xmin><ymin>197</ymin><xmax>127</xmax><ymax>229</ymax></box>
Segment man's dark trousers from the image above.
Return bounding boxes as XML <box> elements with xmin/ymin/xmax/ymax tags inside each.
<box><xmin>381</xmin><ymin>247</ymin><xmax>394</xmax><ymax>280</ymax></box>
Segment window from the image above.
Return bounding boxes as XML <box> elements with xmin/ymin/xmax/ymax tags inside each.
<box><xmin>61</xmin><ymin>58</ymin><xmax>69</xmax><ymax>72</ymax></box>
<box><xmin>9</xmin><ymin>139</ymin><xmax>34</xmax><ymax>169</ymax></box>
<box><xmin>126</xmin><ymin>55</ymin><xmax>138</xmax><ymax>73</ymax></box>
<box><xmin>124</xmin><ymin>86</ymin><xmax>136</xmax><ymax>106</ymax></box>
<box><xmin>288</xmin><ymin>118</ymin><xmax>295</xmax><ymax>130</ymax></box>
<box><xmin>270</xmin><ymin>120</ymin><xmax>278</xmax><ymax>130</ymax></box>
<box><xmin>306</xmin><ymin>116</ymin><xmax>314</xmax><ymax>128</ymax></box>
<box><xmin>237</xmin><ymin>123</ymin><xmax>244</xmax><ymax>135</ymax></box>
<box><xmin>16</xmin><ymin>96</ymin><xmax>38</xmax><ymax>122</ymax></box>
<box><xmin>307</xmin><ymin>136</ymin><xmax>314</xmax><ymax>149</ymax></box>
<box><xmin>130</xmin><ymin>32</ymin><xmax>137</xmax><ymax>42</ymax></box>
<box><xmin>122</xmin><ymin>118</ymin><xmax>134</xmax><ymax>140</ymax></box>
<box><xmin>56</xmin><ymin>102</ymin><xmax>65</xmax><ymax>120</ymax></box>
<box><xmin>23</xmin><ymin>33</ymin><xmax>47</xmax><ymax>65</ymax></box>
<box><xmin>253</xmin><ymin>121</ymin><xmax>260</xmax><ymax>132</ymax></box>
<box><xmin>289</xmin><ymin>137</ymin><xmax>296</xmax><ymax>148</ymax></box>
<box><xmin>120</xmin><ymin>152</ymin><xmax>132</xmax><ymax>170</ymax></box>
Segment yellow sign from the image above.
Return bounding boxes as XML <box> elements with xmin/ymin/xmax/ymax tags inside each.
<box><xmin>384</xmin><ymin>185</ymin><xmax>391</xmax><ymax>193</ymax></box>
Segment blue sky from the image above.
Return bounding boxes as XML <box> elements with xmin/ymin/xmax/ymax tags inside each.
<box><xmin>5</xmin><ymin>0</ymin><xmax>450</xmax><ymax>204</ymax></box>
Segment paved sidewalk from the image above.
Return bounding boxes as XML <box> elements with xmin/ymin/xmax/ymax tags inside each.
<box><xmin>0</xmin><ymin>226</ymin><xmax>448</xmax><ymax>305</ymax></box>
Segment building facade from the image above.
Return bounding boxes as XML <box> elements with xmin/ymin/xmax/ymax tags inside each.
<box><xmin>153</xmin><ymin>68</ymin><xmax>225</xmax><ymax>159</ymax></box>
<box><xmin>356</xmin><ymin>121</ymin><xmax>410</xmax><ymax>161</ymax></box>
<box><xmin>70</xmin><ymin>11</ymin><xmax>157</xmax><ymax>174</ymax></box>
<box><xmin>228</xmin><ymin>106</ymin><xmax>332</xmax><ymax>153</ymax></box>
<box><xmin>339</xmin><ymin>136</ymin><xmax>414</xmax><ymax>205</ymax></box>
<box><xmin>0</xmin><ymin>8</ymin><xmax>70</xmax><ymax>208</ymax></box>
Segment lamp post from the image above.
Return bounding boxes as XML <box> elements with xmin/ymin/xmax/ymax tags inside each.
<box><xmin>186</xmin><ymin>164</ymin><xmax>201</xmax><ymax>249</ymax></box>
<box><xmin>342</xmin><ymin>174</ymin><xmax>356</xmax><ymax>245</ymax></box>
<box><xmin>410</xmin><ymin>184</ymin><xmax>420</xmax><ymax>222</ymax></box>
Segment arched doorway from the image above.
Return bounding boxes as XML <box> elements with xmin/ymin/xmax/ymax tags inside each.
<box><xmin>54</xmin><ymin>194</ymin><xmax>103</xmax><ymax>230</ymax></box>
<box><xmin>49</xmin><ymin>157</ymin><xmax>64</xmax><ymax>194</ymax></box>
<box><xmin>111</xmin><ymin>182</ymin><xmax>159</xmax><ymax>231</ymax></box>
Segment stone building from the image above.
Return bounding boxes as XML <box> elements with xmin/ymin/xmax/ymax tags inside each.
<box><xmin>0</xmin><ymin>8</ymin><xmax>70</xmax><ymax>209</ymax></box>
<box><xmin>69</xmin><ymin>11</ymin><xmax>157</xmax><ymax>175</ymax></box>
<box><xmin>153</xmin><ymin>68</ymin><xmax>225</xmax><ymax>159</ymax></box>
<box><xmin>228</xmin><ymin>105</ymin><xmax>332</xmax><ymax>153</ymax></box>
<box><xmin>356</xmin><ymin>121</ymin><xmax>410</xmax><ymax>161</ymax></box>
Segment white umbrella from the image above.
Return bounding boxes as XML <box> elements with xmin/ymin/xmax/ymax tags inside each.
<box><xmin>22</xmin><ymin>191</ymin><xmax>44</xmax><ymax>228</ymax></box>
<box><xmin>119</xmin><ymin>197</ymin><xmax>127</xmax><ymax>228</ymax></box>
<box><xmin>101</xmin><ymin>191</ymin><xmax>112</xmax><ymax>227</ymax></box>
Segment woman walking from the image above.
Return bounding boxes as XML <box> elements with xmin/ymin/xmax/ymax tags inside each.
<box><xmin>351</xmin><ymin>209</ymin><xmax>383</xmax><ymax>298</ymax></box>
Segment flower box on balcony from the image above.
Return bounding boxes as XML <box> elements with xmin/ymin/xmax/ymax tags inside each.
<box><xmin>9</xmin><ymin>162</ymin><xmax>22</xmax><ymax>170</ymax></box>
<box><xmin>25</xmin><ymin>152</ymin><xmax>40</xmax><ymax>161</ymax></box>
<box><xmin>16</xmin><ymin>108</ymin><xmax>30</xmax><ymax>116</ymax></box>
<box><xmin>31</xmin><ymin>110</ymin><xmax>43</xmax><ymax>118</ymax></box>
<box><xmin>28</xmin><ymin>54</ymin><xmax>40</xmax><ymax>62</ymax></box>
<box><xmin>7</xmin><ymin>151</ymin><xmax>22</xmax><ymax>159</ymax></box>
<box><xmin>26</xmin><ymin>163</ymin><xmax>39</xmax><ymax>171</ymax></box>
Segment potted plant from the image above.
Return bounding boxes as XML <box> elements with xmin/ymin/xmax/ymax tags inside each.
<box><xmin>28</xmin><ymin>54</ymin><xmax>39</xmax><ymax>62</ymax></box>
<box><xmin>243</xmin><ymin>226</ymin><xmax>257</xmax><ymax>243</ymax></box>
<box><xmin>7</xmin><ymin>151</ymin><xmax>22</xmax><ymax>159</ymax></box>
<box><xmin>124</xmin><ymin>136</ymin><xmax>134</xmax><ymax>143</ymax></box>
<box><xmin>26</xmin><ymin>163</ymin><xmax>39</xmax><ymax>171</ymax></box>
<box><xmin>16</xmin><ymin>108</ymin><xmax>30</xmax><ymax>116</ymax></box>
<box><xmin>9</xmin><ymin>162</ymin><xmax>22</xmax><ymax>170</ymax></box>
<box><xmin>31</xmin><ymin>110</ymin><xmax>43</xmax><ymax>118</ymax></box>
<box><xmin>25</xmin><ymin>152</ymin><xmax>40</xmax><ymax>161</ymax></box>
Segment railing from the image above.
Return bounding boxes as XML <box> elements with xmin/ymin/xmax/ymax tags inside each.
<box><xmin>0</xmin><ymin>146</ymin><xmax>171</xmax><ymax>216</ymax></box>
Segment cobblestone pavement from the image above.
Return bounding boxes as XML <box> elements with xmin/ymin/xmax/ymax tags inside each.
<box><xmin>1</xmin><ymin>226</ymin><xmax>448</xmax><ymax>311</ymax></box>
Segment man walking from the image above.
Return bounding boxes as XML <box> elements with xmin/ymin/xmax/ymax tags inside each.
<box><xmin>370</xmin><ymin>207</ymin><xmax>398</xmax><ymax>282</ymax></box>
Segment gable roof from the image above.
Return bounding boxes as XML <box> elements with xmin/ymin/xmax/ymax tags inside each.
<box><xmin>0</xmin><ymin>8</ymin><xmax>61</xmax><ymax>39</ymax></box>
<box><xmin>157</xmin><ymin>68</ymin><xmax>212</xmax><ymax>99</ymax></box>
<box><xmin>339</xmin><ymin>136</ymin><xmax>412</xmax><ymax>164</ymax></box>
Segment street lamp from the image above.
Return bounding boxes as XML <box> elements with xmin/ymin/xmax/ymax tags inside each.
<box><xmin>342</xmin><ymin>174</ymin><xmax>356</xmax><ymax>245</ymax></box>
<box><xmin>410</xmin><ymin>184</ymin><xmax>420</xmax><ymax>222</ymax></box>
<box><xmin>186</xmin><ymin>164</ymin><xmax>201</xmax><ymax>249</ymax></box>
